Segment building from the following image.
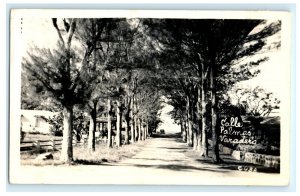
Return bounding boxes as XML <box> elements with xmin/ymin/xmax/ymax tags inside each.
<box><xmin>21</xmin><ymin>110</ymin><xmax>58</xmax><ymax>134</ymax></box>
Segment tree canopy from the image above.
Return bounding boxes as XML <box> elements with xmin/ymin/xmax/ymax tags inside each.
<box><xmin>21</xmin><ymin>17</ymin><xmax>281</xmax><ymax>164</ymax></box>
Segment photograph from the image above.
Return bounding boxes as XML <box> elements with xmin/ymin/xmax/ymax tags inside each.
<box><xmin>9</xmin><ymin>9</ymin><xmax>291</xmax><ymax>185</ymax></box>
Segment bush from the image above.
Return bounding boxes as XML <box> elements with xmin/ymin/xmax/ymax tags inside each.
<box><xmin>47</xmin><ymin>113</ymin><xmax>63</xmax><ymax>136</ymax></box>
<box><xmin>73</xmin><ymin>112</ymin><xmax>87</xmax><ymax>141</ymax></box>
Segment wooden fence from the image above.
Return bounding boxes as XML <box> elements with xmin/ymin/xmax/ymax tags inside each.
<box><xmin>21</xmin><ymin>139</ymin><xmax>63</xmax><ymax>153</ymax></box>
<box><xmin>20</xmin><ymin>137</ymin><xmax>111</xmax><ymax>153</ymax></box>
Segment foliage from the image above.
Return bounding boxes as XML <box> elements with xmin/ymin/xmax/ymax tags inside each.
<box><xmin>47</xmin><ymin>113</ymin><xmax>63</xmax><ymax>136</ymax></box>
<box><xmin>143</xmin><ymin>18</ymin><xmax>281</xmax><ymax>162</ymax></box>
<box><xmin>46</xmin><ymin>111</ymin><xmax>90</xmax><ymax>139</ymax></box>
<box><xmin>229</xmin><ymin>86</ymin><xmax>280</xmax><ymax>116</ymax></box>
<box><xmin>73</xmin><ymin>111</ymin><xmax>89</xmax><ymax>141</ymax></box>
<box><xmin>21</xmin><ymin>18</ymin><xmax>282</xmax><ymax>163</ymax></box>
<box><xmin>21</xmin><ymin>73</ymin><xmax>62</xmax><ymax>111</ymax></box>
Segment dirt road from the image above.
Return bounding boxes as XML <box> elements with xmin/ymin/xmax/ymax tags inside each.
<box><xmin>12</xmin><ymin>134</ymin><xmax>282</xmax><ymax>185</ymax></box>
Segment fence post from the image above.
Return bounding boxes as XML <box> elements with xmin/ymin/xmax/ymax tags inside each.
<box><xmin>111</xmin><ymin>136</ymin><xmax>114</xmax><ymax>147</ymax></box>
<box><xmin>35</xmin><ymin>141</ymin><xmax>40</xmax><ymax>153</ymax></box>
<box><xmin>52</xmin><ymin>139</ymin><xmax>55</xmax><ymax>152</ymax></box>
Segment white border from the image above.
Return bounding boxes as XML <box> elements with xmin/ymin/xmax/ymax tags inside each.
<box><xmin>2</xmin><ymin>1</ymin><xmax>298</xmax><ymax>194</ymax></box>
<box><xmin>9</xmin><ymin>9</ymin><xmax>292</xmax><ymax>186</ymax></box>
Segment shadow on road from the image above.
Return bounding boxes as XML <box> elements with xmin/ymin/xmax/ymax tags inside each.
<box><xmin>156</xmin><ymin>146</ymin><xmax>187</xmax><ymax>150</ymax></box>
<box><xmin>119</xmin><ymin>157</ymin><xmax>279</xmax><ymax>174</ymax></box>
<box><xmin>122</xmin><ymin>162</ymin><xmax>231</xmax><ymax>173</ymax></box>
<box><xmin>73</xmin><ymin>134</ymin><xmax>279</xmax><ymax>174</ymax></box>
<box><xmin>73</xmin><ymin>158</ymin><xmax>111</xmax><ymax>165</ymax></box>
<box><xmin>130</xmin><ymin>157</ymin><xmax>184</xmax><ymax>162</ymax></box>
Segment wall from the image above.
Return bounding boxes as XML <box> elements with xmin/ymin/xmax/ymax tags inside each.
<box><xmin>219</xmin><ymin>143</ymin><xmax>280</xmax><ymax>169</ymax></box>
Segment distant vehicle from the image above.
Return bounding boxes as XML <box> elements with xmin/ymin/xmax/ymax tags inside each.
<box><xmin>160</xmin><ymin>129</ymin><xmax>165</xmax><ymax>134</ymax></box>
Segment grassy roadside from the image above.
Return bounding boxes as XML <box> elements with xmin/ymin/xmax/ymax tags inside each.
<box><xmin>21</xmin><ymin>139</ymin><xmax>149</xmax><ymax>166</ymax></box>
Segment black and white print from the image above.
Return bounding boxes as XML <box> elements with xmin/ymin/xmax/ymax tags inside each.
<box><xmin>10</xmin><ymin>10</ymin><xmax>291</xmax><ymax>185</ymax></box>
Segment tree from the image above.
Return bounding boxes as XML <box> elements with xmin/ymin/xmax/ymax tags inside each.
<box><xmin>229</xmin><ymin>86</ymin><xmax>280</xmax><ymax>117</ymax></box>
<box><xmin>21</xmin><ymin>70</ymin><xmax>61</xmax><ymax>111</ymax></box>
<box><xmin>77</xmin><ymin>18</ymin><xmax>137</xmax><ymax>148</ymax></box>
<box><xmin>101</xmin><ymin>18</ymin><xmax>161</xmax><ymax>145</ymax></box>
<box><xmin>22</xmin><ymin>18</ymin><xmax>98</xmax><ymax>163</ymax></box>
<box><xmin>196</xmin><ymin>20</ymin><xmax>280</xmax><ymax>163</ymax></box>
<box><xmin>77</xmin><ymin>19</ymin><xmax>110</xmax><ymax>152</ymax></box>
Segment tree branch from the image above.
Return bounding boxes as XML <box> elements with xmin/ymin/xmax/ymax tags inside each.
<box><xmin>52</xmin><ymin>18</ymin><xmax>66</xmax><ymax>49</ymax></box>
<box><xmin>67</xmin><ymin>19</ymin><xmax>77</xmax><ymax>50</ymax></box>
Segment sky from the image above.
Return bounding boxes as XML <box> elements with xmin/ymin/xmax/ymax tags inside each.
<box><xmin>238</xmin><ymin>43</ymin><xmax>284</xmax><ymax>99</ymax></box>
<box><xmin>22</xmin><ymin>18</ymin><xmax>57</xmax><ymax>50</ymax></box>
<box><xmin>157</xmin><ymin>102</ymin><xmax>181</xmax><ymax>134</ymax></box>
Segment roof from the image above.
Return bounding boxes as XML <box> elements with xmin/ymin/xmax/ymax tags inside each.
<box><xmin>21</xmin><ymin>109</ymin><xmax>59</xmax><ymax>119</ymax></box>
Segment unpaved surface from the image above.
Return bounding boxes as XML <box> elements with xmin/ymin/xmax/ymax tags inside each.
<box><xmin>116</xmin><ymin>136</ymin><xmax>233</xmax><ymax>174</ymax></box>
<box><xmin>12</xmin><ymin>134</ymin><xmax>282</xmax><ymax>185</ymax></box>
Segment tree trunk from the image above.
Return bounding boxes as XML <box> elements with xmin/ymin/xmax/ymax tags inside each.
<box><xmin>130</xmin><ymin>119</ymin><xmax>135</xmax><ymax>143</ymax></box>
<box><xmin>141</xmin><ymin>125</ymin><xmax>144</xmax><ymax>140</ymax></box>
<box><xmin>116</xmin><ymin>100</ymin><xmax>122</xmax><ymax>147</ymax></box>
<box><xmin>125</xmin><ymin>114</ymin><xmax>130</xmax><ymax>145</ymax></box>
<box><xmin>87</xmin><ymin>102</ymin><xmax>97</xmax><ymax>152</ymax></box>
<box><xmin>138</xmin><ymin>119</ymin><xmax>142</xmax><ymax>141</ymax></box>
<box><xmin>141</xmin><ymin>120</ymin><xmax>145</xmax><ymax>140</ymax></box>
<box><xmin>124</xmin><ymin>96</ymin><xmax>131</xmax><ymax>145</ymax></box>
<box><xmin>134</xmin><ymin>116</ymin><xmax>138</xmax><ymax>141</ymax></box>
<box><xmin>60</xmin><ymin>105</ymin><xmax>73</xmax><ymax>163</ymax></box>
<box><xmin>196</xmin><ymin>134</ymin><xmax>201</xmax><ymax>151</ymax></box>
<box><xmin>185</xmin><ymin>113</ymin><xmax>189</xmax><ymax>144</ymax></box>
<box><xmin>210</xmin><ymin>66</ymin><xmax>220</xmax><ymax>163</ymax></box>
<box><xmin>195</xmin><ymin>87</ymin><xmax>202</xmax><ymax>152</ymax></box>
<box><xmin>146</xmin><ymin>122</ymin><xmax>149</xmax><ymax>138</ymax></box>
<box><xmin>144</xmin><ymin>123</ymin><xmax>146</xmax><ymax>139</ymax></box>
<box><xmin>130</xmin><ymin>97</ymin><xmax>135</xmax><ymax>143</ymax></box>
<box><xmin>180</xmin><ymin>118</ymin><xmax>186</xmax><ymax>142</ymax></box>
<box><xmin>193</xmin><ymin>130</ymin><xmax>198</xmax><ymax>151</ymax></box>
<box><xmin>107</xmin><ymin>99</ymin><xmax>113</xmax><ymax>148</ymax></box>
<box><xmin>187</xmin><ymin>97</ymin><xmax>193</xmax><ymax>147</ymax></box>
<box><xmin>134</xmin><ymin>98</ymin><xmax>139</xmax><ymax>141</ymax></box>
<box><xmin>182</xmin><ymin>118</ymin><xmax>187</xmax><ymax>142</ymax></box>
<box><xmin>200</xmin><ymin>65</ymin><xmax>208</xmax><ymax>157</ymax></box>
<box><xmin>193</xmin><ymin>101</ymin><xmax>199</xmax><ymax>151</ymax></box>
<box><xmin>188</xmin><ymin>119</ymin><xmax>193</xmax><ymax>147</ymax></box>
<box><xmin>180</xmin><ymin>119</ymin><xmax>183</xmax><ymax>136</ymax></box>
